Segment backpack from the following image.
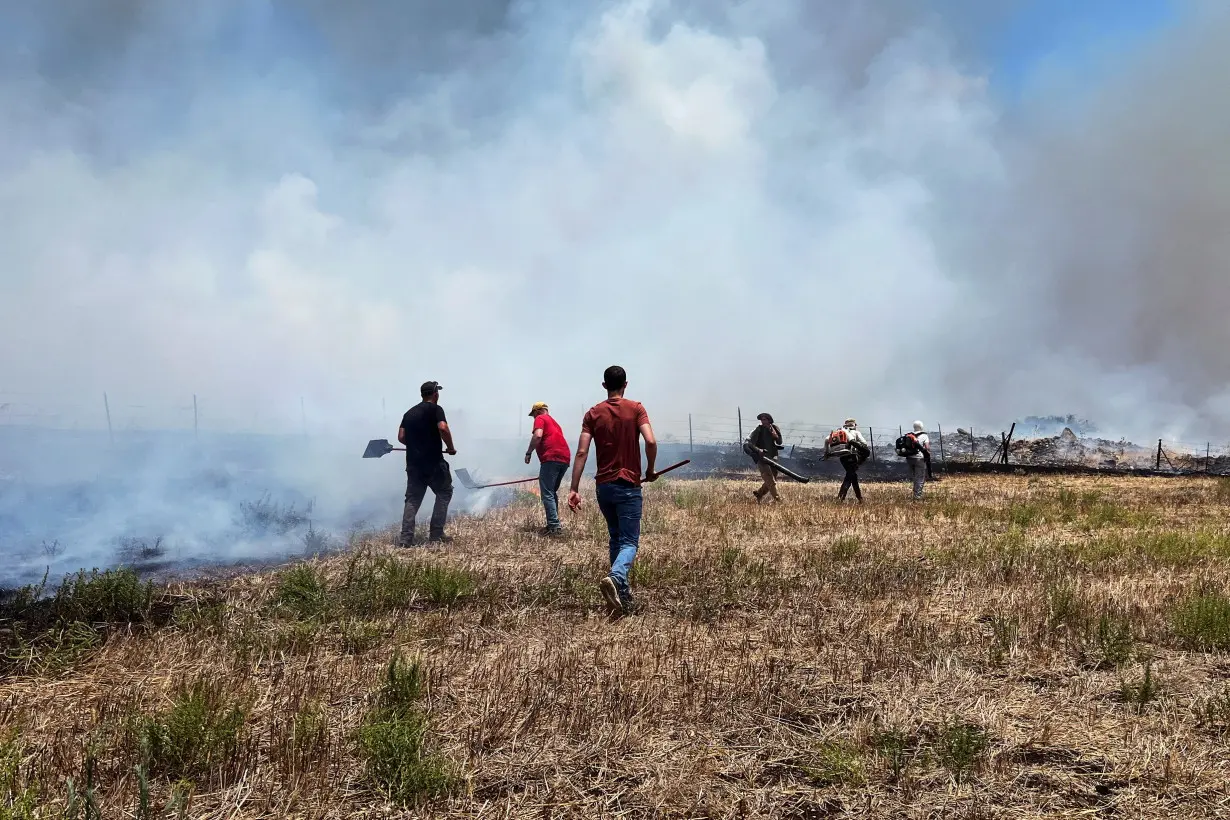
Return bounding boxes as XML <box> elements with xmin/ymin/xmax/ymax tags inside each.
<box><xmin>896</xmin><ymin>432</ymin><xmax>921</xmax><ymax>457</ymax></box>
<box><xmin>825</xmin><ymin>428</ymin><xmax>852</xmax><ymax>458</ymax></box>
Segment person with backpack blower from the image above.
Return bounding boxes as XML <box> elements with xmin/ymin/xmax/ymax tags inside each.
<box><xmin>826</xmin><ymin>418</ymin><xmax>870</xmax><ymax>503</ymax></box>
<box><xmin>896</xmin><ymin>421</ymin><xmax>931</xmax><ymax>500</ymax></box>
<box><xmin>746</xmin><ymin>412</ymin><xmax>784</xmax><ymax>503</ymax></box>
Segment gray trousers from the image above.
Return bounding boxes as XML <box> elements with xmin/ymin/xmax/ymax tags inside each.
<box><xmin>400</xmin><ymin>463</ymin><xmax>454</xmax><ymax>545</ymax></box>
<box><xmin>906</xmin><ymin>456</ymin><xmax>926</xmax><ymax>499</ymax></box>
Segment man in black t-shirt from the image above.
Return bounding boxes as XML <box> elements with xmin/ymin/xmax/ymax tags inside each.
<box><xmin>397</xmin><ymin>380</ymin><xmax>457</xmax><ymax>546</ymax></box>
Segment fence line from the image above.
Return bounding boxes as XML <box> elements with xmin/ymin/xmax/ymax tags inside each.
<box><xmin>5</xmin><ymin>391</ymin><xmax>1230</xmax><ymax>475</ymax></box>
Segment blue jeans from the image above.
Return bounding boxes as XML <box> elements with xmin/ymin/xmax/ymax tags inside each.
<box><xmin>596</xmin><ymin>480</ymin><xmax>642</xmax><ymax>599</ymax></box>
<box><xmin>539</xmin><ymin>461</ymin><xmax>569</xmax><ymax>529</ymax></box>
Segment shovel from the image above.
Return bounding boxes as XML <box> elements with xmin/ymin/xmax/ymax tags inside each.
<box><xmin>455</xmin><ymin>468</ymin><xmax>538</xmax><ymax>490</ymax></box>
<box><xmin>363</xmin><ymin>439</ymin><xmax>404</xmax><ymax>458</ymax></box>
<box><xmin>566</xmin><ymin>459</ymin><xmax>692</xmax><ymax>513</ymax></box>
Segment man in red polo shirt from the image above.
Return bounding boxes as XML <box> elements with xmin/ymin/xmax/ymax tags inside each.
<box><xmin>567</xmin><ymin>365</ymin><xmax>658</xmax><ymax>616</ymax></box>
<box><xmin>524</xmin><ymin>401</ymin><xmax>571</xmax><ymax>535</ymax></box>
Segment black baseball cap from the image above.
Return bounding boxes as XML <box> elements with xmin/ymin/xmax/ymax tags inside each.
<box><xmin>420</xmin><ymin>380</ymin><xmax>442</xmax><ymax>397</ymax></box>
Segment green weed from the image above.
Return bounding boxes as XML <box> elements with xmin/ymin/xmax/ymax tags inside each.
<box><xmin>1045</xmin><ymin>581</ymin><xmax>1088</xmax><ymax>634</ymax></box>
<box><xmin>136</xmin><ymin>679</ymin><xmax>247</xmax><ymax>784</ymax></box>
<box><xmin>871</xmin><ymin>730</ymin><xmax>917</xmax><ymax>783</ymax></box>
<box><xmin>1171</xmin><ymin>591</ymin><xmax>1230</xmax><ymax>651</ymax></box>
<box><xmin>340</xmin><ymin>620</ymin><xmax>383</xmax><ymax>654</ymax></box>
<box><xmin>341</xmin><ymin>556</ymin><xmax>477</xmax><ymax>614</ymax></box>
<box><xmin>801</xmin><ymin>740</ymin><xmax>865</xmax><ymax>786</ymax></box>
<box><xmin>829</xmin><ymin>536</ymin><xmax>861</xmax><ymax>562</ymax></box>
<box><xmin>0</xmin><ymin>737</ymin><xmax>37</xmax><ymax>820</ymax></box>
<box><xmin>414</xmin><ymin>563</ymin><xmax>477</xmax><ymax>607</ymax></box>
<box><xmin>53</xmin><ymin>568</ymin><xmax>154</xmax><ymax>625</ymax></box>
<box><xmin>357</xmin><ymin>654</ymin><xmax>455</xmax><ymax>806</ymax></box>
<box><xmin>1089</xmin><ymin>608</ymin><xmax>1134</xmax><ymax>669</ymax></box>
<box><xmin>1194</xmin><ymin>686</ymin><xmax>1230</xmax><ymax>735</ymax></box>
<box><xmin>273</xmin><ymin>564</ymin><xmax>330</xmax><ymax>621</ymax></box>
<box><xmin>987</xmin><ymin>613</ymin><xmax>1019</xmax><ymax>667</ymax></box>
<box><xmin>933</xmin><ymin>719</ymin><xmax>988</xmax><ymax>785</ymax></box>
<box><xmin>1120</xmin><ymin>661</ymin><xmax>1161</xmax><ymax>714</ymax></box>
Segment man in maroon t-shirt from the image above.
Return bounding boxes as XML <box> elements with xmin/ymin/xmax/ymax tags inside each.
<box><xmin>524</xmin><ymin>402</ymin><xmax>572</xmax><ymax>535</ymax></box>
<box><xmin>567</xmin><ymin>365</ymin><xmax>658</xmax><ymax>616</ymax></box>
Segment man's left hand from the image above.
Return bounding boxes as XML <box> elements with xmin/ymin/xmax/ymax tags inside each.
<box><xmin>524</xmin><ymin>453</ymin><xmax>532</xmax><ymax>465</ymax></box>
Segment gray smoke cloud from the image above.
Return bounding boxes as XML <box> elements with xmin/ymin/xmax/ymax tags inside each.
<box><xmin>0</xmin><ymin>0</ymin><xmax>1225</xmax><ymax>579</ymax></box>
<box><xmin>0</xmin><ymin>0</ymin><xmax>1019</xmax><ymax>437</ymax></box>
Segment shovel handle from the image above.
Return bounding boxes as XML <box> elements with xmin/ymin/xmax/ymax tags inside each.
<box><xmin>647</xmin><ymin>459</ymin><xmax>690</xmax><ymax>480</ymax></box>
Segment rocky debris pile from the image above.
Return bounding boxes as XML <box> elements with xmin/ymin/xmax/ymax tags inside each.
<box><xmin>1009</xmin><ymin>428</ymin><xmax>1150</xmax><ymax>468</ymax></box>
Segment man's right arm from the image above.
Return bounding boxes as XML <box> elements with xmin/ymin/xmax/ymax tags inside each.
<box><xmin>438</xmin><ymin>421</ymin><xmax>456</xmax><ymax>455</ymax></box>
<box><xmin>640</xmin><ymin>420</ymin><xmax>658</xmax><ymax>480</ymax></box>
<box><xmin>525</xmin><ymin>429</ymin><xmax>543</xmax><ymax>464</ymax></box>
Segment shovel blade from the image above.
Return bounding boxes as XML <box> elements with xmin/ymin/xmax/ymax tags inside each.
<box><xmin>455</xmin><ymin>468</ymin><xmax>480</xmax><ymax>489</ymax></box>
<box><xmin>363</xmin><ymin>439</ymin><xmax>395</xmax><ymax>458</ymax></box>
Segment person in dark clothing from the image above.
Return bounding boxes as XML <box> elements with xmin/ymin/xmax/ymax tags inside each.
<box><xmin>397</xmin><ymin>380</ymin><xmax>457</xmax><ymax>546</ymax></box>
<box><xmin>832</xmin><ymin>418</ymin><xmax>870</xmax><ymax>503</ymax></box>
<box><xmin>747</xmin><ymin>412</ymin><xmax>784</xmax><ymax>503</ymax></box>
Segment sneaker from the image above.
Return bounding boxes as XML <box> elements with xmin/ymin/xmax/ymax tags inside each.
<box><xmin>540</xmin><ymin>527</ymin><xmax>564</xmax><ymax>537</ymax></box>
<box><xmin>599</xmin><ymin>576</ymin><xmax>624</xmax><ymax>615</ymax></box>
<box><xmin>427</xmin><ymin>534</ymin><xmax>454</xmax><ymax>544</ymax></box>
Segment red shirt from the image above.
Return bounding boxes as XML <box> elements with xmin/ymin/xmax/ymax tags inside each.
<box><xmin>582</xmin><ymin>398</ymin><xmax>650</xmax><ymax>485</ymax></box>
<box><xmin>533</xmin><ymin>413</ymin><xmax>571</xmax><ymax>464</ymax></box>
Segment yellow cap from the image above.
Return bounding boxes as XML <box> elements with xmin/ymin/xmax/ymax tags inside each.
<box><xmin>528</xmin><ymin>402</ymin><xmax>548</xmax><ymax>416</ymax></box>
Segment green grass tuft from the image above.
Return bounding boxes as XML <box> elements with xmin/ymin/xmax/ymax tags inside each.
<box><xmin>136</xmin><ymin>679</ymin><xmax>247</xmax><ymax>784</ymax></box>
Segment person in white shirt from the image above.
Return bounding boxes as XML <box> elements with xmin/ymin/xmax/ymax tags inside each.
<box><xmin>905</xmin><ymin>420</ymin><xmax>930</xmax><ymax>500</ymax></box>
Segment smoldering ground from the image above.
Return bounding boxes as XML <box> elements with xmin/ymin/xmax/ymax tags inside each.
<box><xmin>0</xmin><ymin>427</ymin><xmax>520</xmax><ymax>588</ymax></box>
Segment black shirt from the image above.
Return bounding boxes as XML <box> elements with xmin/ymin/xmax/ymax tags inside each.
<box><xmin>749</xmin><ymin>424</ymin><xmax>783</xmax><ymax>459</ymax></box>
<box><xmin>400</xmin><ymin>401</ymin><xmax>447</xmax><ymax>475</ymax></box>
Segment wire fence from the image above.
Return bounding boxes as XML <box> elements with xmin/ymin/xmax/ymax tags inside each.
<box><xmin>6</xmin><ymin>392</ymin><xmax>1230</xmax><ymax>476</ymax></box>
<box><xmin>653</xmin><ymin>412</ymin><xmax>1230</xmax><ymax>476</ymax></box>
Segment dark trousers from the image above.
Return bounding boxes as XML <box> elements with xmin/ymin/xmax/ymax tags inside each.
<box><xmin>838</xmin><ymin>456</ymin><xmax>862</xmax><ymax>501</ymax></box>
<box><xmin>400</xmin><ymin>463</ymin><xmax>453</xmax><ymax>545</ymax></box>
<box><xmin>539</xmin><ymin>460</ymin><xmax>569</xmax><ymax>530</ymax></box>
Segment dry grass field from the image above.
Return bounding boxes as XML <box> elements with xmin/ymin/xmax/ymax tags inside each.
<box><xmin>5</xmin><ymin>474</ymin><xmax>1230</xmax><ymax>818</ymax></box>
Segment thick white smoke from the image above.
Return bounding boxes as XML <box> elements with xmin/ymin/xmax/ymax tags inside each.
<box><xmin>0</xmin><ymin>0</ymin><xmax>1008</xmax><ymax>437</ymax></box>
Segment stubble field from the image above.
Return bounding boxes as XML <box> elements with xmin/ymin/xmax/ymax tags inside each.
<box><xmin>4</xmin><ymin>474</ymin><xmax>1230</xmax><ymax>818</ymax></box>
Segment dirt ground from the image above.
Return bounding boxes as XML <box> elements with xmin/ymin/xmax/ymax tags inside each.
<box><xmin>5</xmin><ymin>474</ymin><xmax>1230</xmax><ymax>818</ymax></box>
